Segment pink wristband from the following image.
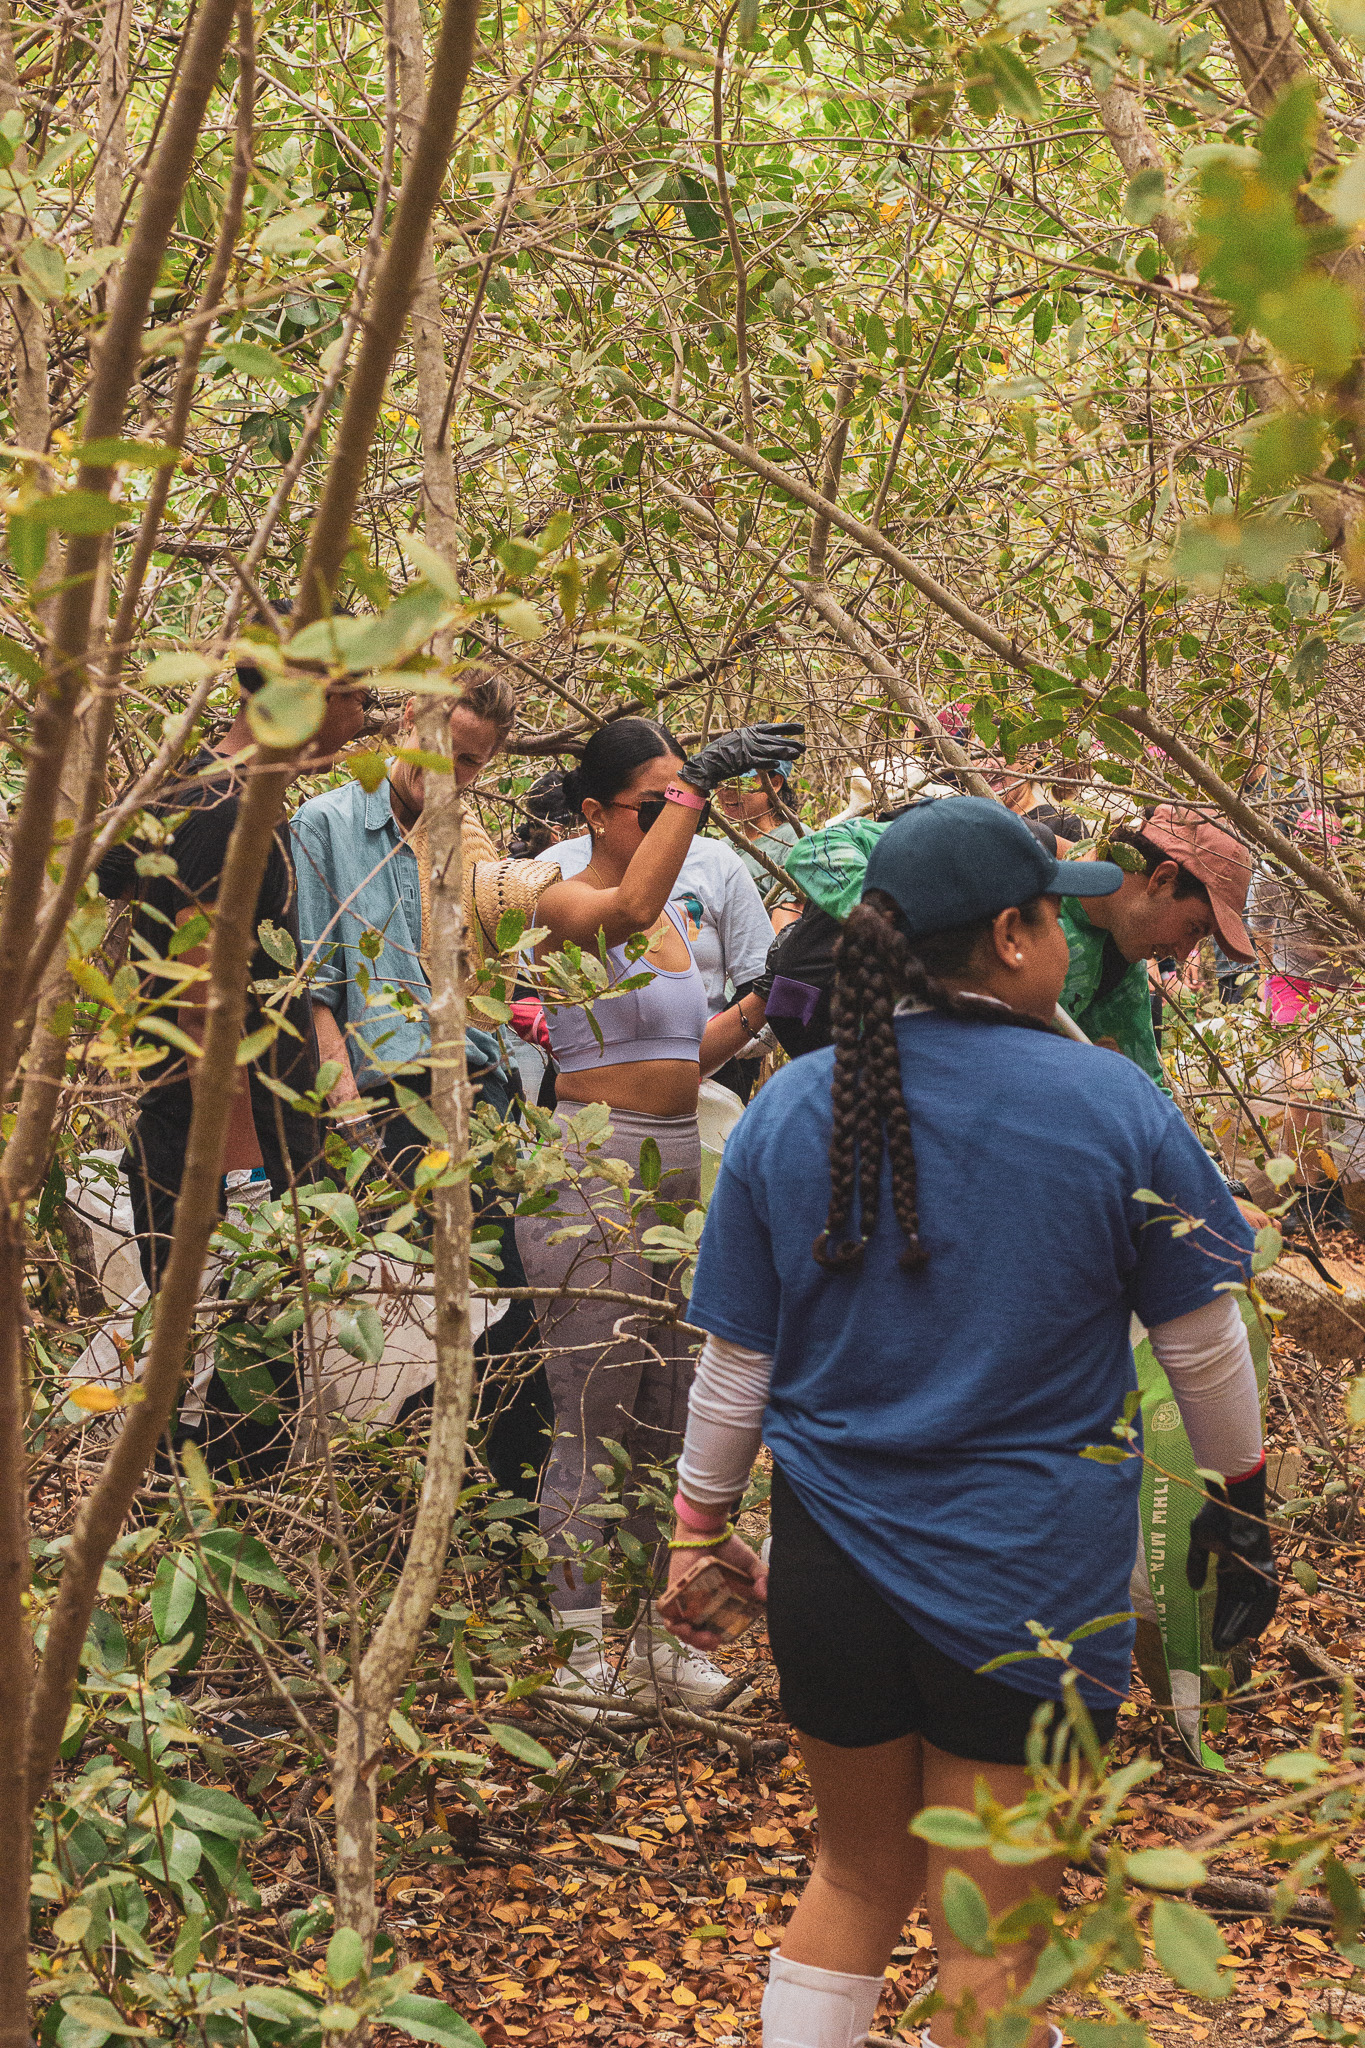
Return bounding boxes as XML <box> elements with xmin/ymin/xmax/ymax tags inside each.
<box><xmin>673</xmin><ymin>1489</ymin><xmax>728</xmax><ymax>1534</ymax></box>
<box><xmin>664</xmin><ymin>781</ymin><xmax>705</xmax><ymax>813</ymax></box>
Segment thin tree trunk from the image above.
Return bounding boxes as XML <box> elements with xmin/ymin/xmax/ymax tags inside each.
<box><xmin>92</xmin><ymin>0</ymin><xmax>131</xmax><ymax>259</ymax></box>
<box><xmin>23</xmin><ymin>756</ymin><xmax>295</xmax><ymax>1804</ymax></box>
<box><xmin>5</xmin><ymin>0</ymin><xmax>258</xmax><ymax>1062</ymax></box>
<box><xmin>394</xmin><ymin>0</ymin><xmax>458</xmax><ymax>560</ymax></box>
<box><xmin>0</xmin><ymin>0</ymin><xmax>243</xmax><ymax>1111</ymax></box>
<box><xmin>293</xmin><ymin>0</ymin><xmax>479</xmax><ymax>623</ymax></box>
<box><xmin>331</xmin><ymin>0</ymin><xmax>474</xmax><ymax>1958</ymax></box>
<box><xmin>332</xmin><ymin>706</ymin><xmax>473</xmax><ymax>1955</ymax></box>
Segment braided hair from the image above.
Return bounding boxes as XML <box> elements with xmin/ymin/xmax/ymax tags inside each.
<box><xmin>813</xmin><ymin>890</ymin><xmax>1053</xmax><ymax>1274</ymax></box>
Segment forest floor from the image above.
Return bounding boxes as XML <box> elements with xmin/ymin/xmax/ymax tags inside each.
<box><xmin>198</xmin><ymin>1231</ymin><xmax>1365</xmax><ymax>2047</ymax></box>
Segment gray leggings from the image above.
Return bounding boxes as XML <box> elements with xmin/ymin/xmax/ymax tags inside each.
<box><xmin>515</xmin><ymin>1105</ymin><xmax>701</xmax><ymax>1611</ymax></box>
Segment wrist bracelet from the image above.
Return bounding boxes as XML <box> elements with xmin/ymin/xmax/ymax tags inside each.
<box><xmin>673</xmin><ymin>1488</ymin><xmax>729</xmax><ymax>1534</ymax></box>
<box><xmin>668</xmin><ymin>1524</ymin><xmax>735</xmax><ymax>1551</ymax></box>
<box><xmin>664</xmin><ymin>781</ymin><xmax>705</xmax><ymax>812</ymax></box>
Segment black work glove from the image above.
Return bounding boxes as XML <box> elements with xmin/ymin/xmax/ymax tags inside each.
<box><xmin>681</xmin><ymin>720</ymin><xmax>806</xmax><ymax>797</ymax></box>
<box><xmin>1186</xmin><ymin>1462</ymin><xmax>1279</xmax><ymax>1650</ymax></box>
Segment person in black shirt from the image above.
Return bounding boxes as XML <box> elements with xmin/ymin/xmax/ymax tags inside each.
<box><xmin>98</xmin><ymin>660</ymin><xmax>374</xmax><ymax>1291</ymax></box>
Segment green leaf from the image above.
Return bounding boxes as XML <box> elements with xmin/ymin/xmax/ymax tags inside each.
<box><xmin>1252</xmin><ymin>1225</ymin><xmax>1283</xmax><ymax>1274</ymax></box>
<box><xmin>972</xmin><ymin>42</ymin><xmax>1044</xmax><ymax>120</ymax></box>
<box><xmin>59</xmin><ymin>1996</ymin><xmax>153</xmax><ymax>2036</ymax></box>
<box><xmin>1264</xmin><ymin>1748</ymin><xmax>1332</xmax><ymax>1783</ymax></box>
<box><xmin>496</xmin><ymin>536</ymin><xmax>542</xmax><ymax>578</ymax></box>
<box><xmin>1081</xmin><ymin>1444</ymin><xmax>1131</xmax><ymax>1464</ymax></box>
<box><xmin>1257</xmin><ymin>276</ymin><xmax>1360</xmax><ymax>379</ymax></box>
<box><xmin>150</xmin><ymin>1551</ymin><xmax>200</xmax><ymax>1642</ymax></box>
<box><xmin>1259</xmin><ymin>78</ymin><xmax>1318</xmax><ymax>192</ymax></box>
<box><xmin>1248</xmin><ymin>411</ymin><xmax>1325</xmax><ymax>498</ymax></box>
<box><xmin>169</xmin><ymin>1777</ymin><xmax>264</xmax><ymax>1842</ymax></box>
<box><xmin>247</xmin><ymin>677</ymin><xmax>326</xmax><ymax>747</ymax></box>
<box><xmin>1124</xmin><ymin>168</ymin><xmax>1166</xmax><ymax>225</ymax></box>
<box><xmin>940</xmin><ymin>1867</ymin><xmax>994</xmax><ymax>1956</ymax></box>
<box><xmin>349</xmin><ymin>749</ymin><xmax>388</xmax><ymax>793</ymax></box>
<box><xmin>1150</xmin><ymin>1897</ymin><xmax>1233</xmax><ymax>1998</ymax></box>
<box><xmin>0</xmin><ymin>631</ymin><xmax>42</xmax><ymax>685</ymax></box>
<box><xmin>197</xmin><ymin>1527</ymin><xmax>296</xmax><ymax>1596</ymax></box>
<box><xmin>496</xmin><ymin>597</ymin><xmax>545</xmax><ymax>641</ymax></box>
<box><xmin>402</xmin><ymin>533</ymin><xmax>463</xmax><ymax>599</ymax></box>
<box><xmin>910</xmin><ymin>1807</ymin><xmax>990</xmax><ymax>1849</ymax></box>
<box><xmin>384</xmin><ymin>1993</ymin><xmax>486</xmax><ymax>2047</ymax></box>
<box><xmin>18</xmin><ymin>238</ymin><xmax>67</xmax><ymax>301</ymax></box>
<box><xmin>335</xmin><ymin>1304</ymin><xmax>385</xmax><ymax>1366</ymax></box>
<box><xmin>26</xmin><ymin>489</ymin><xmax>127</xmax><ymax>533</ymax></box>
<box><xmin>1064</xmin><ymin>2023</ymin><xmax>1151</xmax><ymax>2047</ymax></box>
<box><xmin>1292</xmin><ymin>1557</ymin><xmax>1319</xmax><ymax>1594</ymax></box>
<box><xmin>78</xmin><ymin>437</ymin><xmax>179</xmax><ymax>468</ymax></box>
<box><xmin>1127</xmin><ymin>1846</ymin><xmax>1208</xmax><ymax>1890</ymax></box>
<box><xmin>638</xmin><ymin>1136</ymin><xmax>662</xmax><ymax>1191</ymax></box>
<box><xmin>144</xmin><ymin>651</ymin><xmax>214</xmax><ymax>689</ymax></box>
<box><xmin>218</xmin><ymin>338</ymin><xmax>308</xmax><ymax>391</ymax></box>
<box><xmin>487</xmin><ymin>1722</ymin><xmax>556</xmax><ymax>1770</ymax></box>
<box><xmin>678</xmin><ymin>171</ymin><xmax>722</xmax><ymax>244</ymax></box>
<box><xmin>257</xmin><ymin>917</ymin><xmax>298</xmax><ymax>970</ymax></box>
<box><xmin>327</xmin><ymin>1925</ymin><xmax>367</xmax><ymax>1989</ymax></box>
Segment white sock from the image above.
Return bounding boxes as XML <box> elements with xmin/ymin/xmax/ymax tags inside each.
<box><xmin>551</xmin><ymin>1605</ymin><xmax>602</xmax><ymax>1656</ymax></box>
<box><xmin>924</xmin><ymin>2029</ymin><xmax>1061</xmax><ymax>2048</ymax></box>
<box><xmin>762</xmin><ymin>1951</ymin><xmax>884</xmax><ymax>2048</ymax></box>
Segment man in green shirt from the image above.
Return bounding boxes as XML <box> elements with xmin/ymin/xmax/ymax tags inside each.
<box><xmin>1059</xmin><ymin>805</ymin><xmax>1254</xmax><ymax>1092</ymax></box>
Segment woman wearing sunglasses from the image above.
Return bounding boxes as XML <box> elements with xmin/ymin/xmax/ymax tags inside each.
<box><xmin>517</xmin><ymin>716</ymin><xmax>803</xmax><ymax>1709</ymax></box>
<box><xmin>718</xmin><ymin>757</ymin><xmax>803</xmax><ymax>928</ymax></box>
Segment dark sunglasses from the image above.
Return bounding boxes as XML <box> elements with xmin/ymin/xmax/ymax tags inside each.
<box><xmin>611</xmin><ymin>794</ymin><xmax>712</xmax><ymax>833</ymax></box>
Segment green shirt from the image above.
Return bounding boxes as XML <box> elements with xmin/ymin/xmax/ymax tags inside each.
<box><xmin>1059</xmin><ymin>899</ymin><xmax>1169</xmax><ymax>1095</ymax></box>
<box><xmin>735</xmin><ymin>819</ymin><xmax>800</xmax><ymax>905</ymax></box>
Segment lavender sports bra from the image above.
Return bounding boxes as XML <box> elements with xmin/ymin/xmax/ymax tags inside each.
<box><xmin>546</xmin><ymin>901</ymin><xmax>709</xmax><ymax>1075</ymax></box>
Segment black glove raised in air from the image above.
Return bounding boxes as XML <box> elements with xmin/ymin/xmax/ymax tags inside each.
<box><xmin>681</xmin><ymin>721</ymin><xmax>806</xmax><ymax>797</ymax></box>
<box><xmin>1185</xmin><ymin>1462</ymin><xmax>1279</xmax><ymax>1649</ymax></box>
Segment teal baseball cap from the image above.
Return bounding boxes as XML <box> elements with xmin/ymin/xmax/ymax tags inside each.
<box><xmin>863</xmin><ymin>796</ymin><xmax>1123</xmax><ymax>942</ymax></box>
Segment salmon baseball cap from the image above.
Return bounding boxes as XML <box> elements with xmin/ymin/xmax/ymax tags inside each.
<box><xmin>1141</xmin><ymin>805</ymin><xmax>1253</xmax><ymax>962</ymax></box>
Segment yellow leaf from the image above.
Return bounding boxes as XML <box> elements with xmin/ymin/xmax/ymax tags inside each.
<box><xmin>806</xmin><ymin>346</ymin><xmax>825</xmax><ymax>380</ymax></box>
<box><xmin>726</xmin><ymin>1875</ymin><xmax>747</xmax><ymax>1899</ymax></box>
<box><xmin>423</xmin><ymin>1148</ymin><xmax>450</xmax><ymax>1172</ymax></box>
<box><xmin>1316</xmin><ymin>1150</ymin><xmax>1340</xmax><ymax>1180</ymax></box>
<box><xmin>671</xmin><ymin>1984</ymin><xmax>697</xmax><ymax>2006</ymax></box>
<box><xmin>517</xmin><ymin>2</ymin><xmax>529</xmax><ymax>22</ymax></box>
<box><xmin>627</xmin><ymin>1960</ymin><xmax>666</xmax><ymax>1980</ymax></box>
<box><xmin>880</xmin><ymin>198</ymin><xmax>904</xmax><ymax>223</ymax></box>
<box><xmin>68</xmin><ymin>1382</ymin><xmax>123</xmax><ymax>1412</ymax></box>
<box><xmin>573</xmin><ymin>2006</ymin><xmax>589</xmax><ymax>2025</ymax></box>
<box><xmin>657</xmin><ymin>206</ymin><xmax>675</xmax><ymax>230</ymax></box>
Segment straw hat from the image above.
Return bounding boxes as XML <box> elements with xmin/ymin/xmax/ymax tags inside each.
<box><xmin>469</xmin><ymin>854</ymin><xmax>564</xmax><ymax>965</ymax></box>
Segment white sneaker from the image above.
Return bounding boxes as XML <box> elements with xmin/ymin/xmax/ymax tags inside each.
<box><xmin>626</xmin><ymin>1628</ymin><xmax>731</xmax><ymax>1709</ymax></box>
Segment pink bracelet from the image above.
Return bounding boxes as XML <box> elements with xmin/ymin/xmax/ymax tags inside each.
<box><xmin>673</xmin><ymin>1489</ymin><xmax>728</xmax><ymax>1534</ymax></box>
<box><xmin>664</xmin><ymin>781</ymin><xmax>705</xmax><ymax>813</ymax></box>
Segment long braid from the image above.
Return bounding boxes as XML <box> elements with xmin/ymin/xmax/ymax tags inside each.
<box><xmin>814</xmin><ymin>896</ymin><xmax>1054</xmax><ymax>1274</ymax></box>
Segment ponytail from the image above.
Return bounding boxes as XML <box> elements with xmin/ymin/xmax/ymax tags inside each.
<box><xmin>814</xmin><ymin>892</ymin><xmax>1052</xmax><ymax>1274</ymax></box>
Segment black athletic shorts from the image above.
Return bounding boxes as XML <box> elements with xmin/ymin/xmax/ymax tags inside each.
<box><xmin>765</xmin><ymin>1465</ymin><xmax>1119</xmax><ymax>1766</ymax></box>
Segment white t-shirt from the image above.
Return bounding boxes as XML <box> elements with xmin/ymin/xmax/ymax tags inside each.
<box><xmin>555</xmin><ymin>832</ymin><xmax>774</xmax><ymax>1017</ymax></box>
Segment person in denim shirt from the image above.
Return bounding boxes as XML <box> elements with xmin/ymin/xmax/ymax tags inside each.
<box><xmin>292</xmin><ymin>671</ymin><xmax>551</xmax><ymax>1498</ymax></box>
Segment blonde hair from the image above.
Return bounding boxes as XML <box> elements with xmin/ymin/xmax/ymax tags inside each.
<box><xmin>456</xmin><ymin>663</ymin><xmax>518</xmax><ymax>741</ymax></box>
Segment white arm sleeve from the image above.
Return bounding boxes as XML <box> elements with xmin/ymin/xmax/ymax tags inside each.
<box><xmin>676</xmin><ymin>1332</ymin><xmax>773</xmax><ymax>1509</ymax></box>
<box><xmin>1147</xmin><ymin>1294</ymin><xmax>1263</xmax><ymax>1479</ymax></box>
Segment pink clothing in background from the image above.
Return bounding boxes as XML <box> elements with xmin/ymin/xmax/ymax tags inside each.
<box><xmin>510</xmin><ymin>996</ymin><xmax>551</xmax><ymax>1050</ymax></box>
<box><xmin>1265</xmin><ymin>973</ymin><xmax>1322</xmax><ymax>1025</ymax></box>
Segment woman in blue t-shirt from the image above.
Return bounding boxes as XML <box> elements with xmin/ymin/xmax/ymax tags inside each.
<box><xmin>664</xmin><ymin>799</ymin><xmax>1278</xmax><ymax>2048</ymax></box>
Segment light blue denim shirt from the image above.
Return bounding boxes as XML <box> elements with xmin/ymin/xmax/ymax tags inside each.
<box><xmin>291</xmin><ymin>776</ymin><xmax>428</xmax><ymax>1089</ymax></box>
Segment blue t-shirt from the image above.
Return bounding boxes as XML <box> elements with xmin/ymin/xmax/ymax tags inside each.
<box><xmin>688</xmin><ymin>1015</ymin><xmax>1255</xmax><ymax>1708</ymax></box>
